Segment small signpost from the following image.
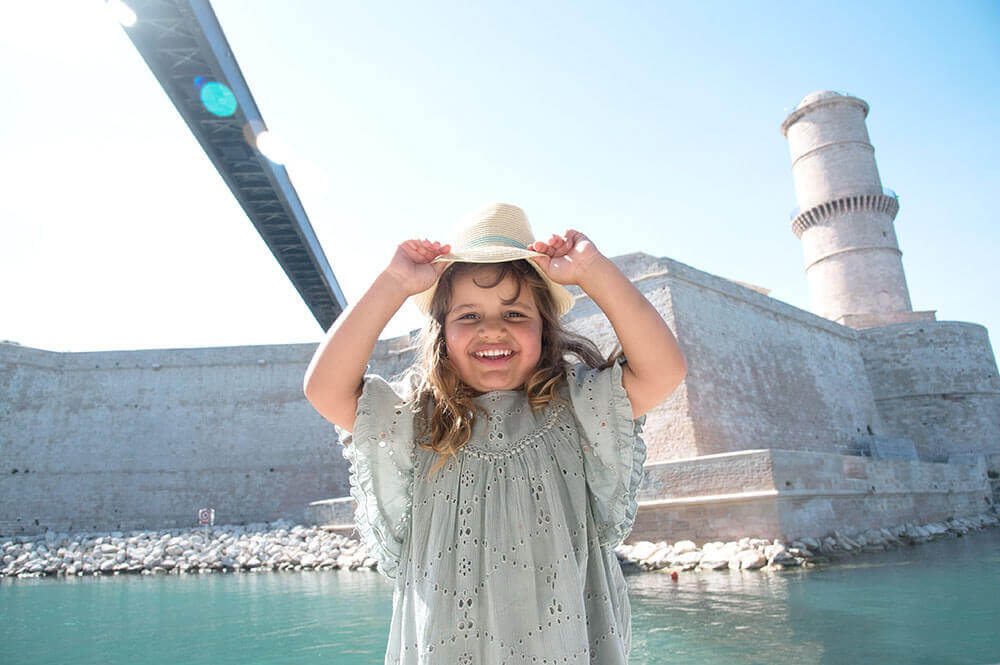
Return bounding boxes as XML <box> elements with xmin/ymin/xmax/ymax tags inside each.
<box><xmin>198</xmin><ymin>508</ymin><xmax>215</xmax><ymax>542</ymax></box>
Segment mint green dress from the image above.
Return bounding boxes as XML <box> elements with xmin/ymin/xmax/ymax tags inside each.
<box><xmin>334</xmin><ymin>358</ymin><xmax>647</xmax><ymax>664</ymax></box>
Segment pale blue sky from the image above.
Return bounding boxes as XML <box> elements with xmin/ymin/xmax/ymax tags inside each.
<box><xmin>1</xmin><ymin>1</ymin><xmax>998</xmax><ymax>359</ymax></box>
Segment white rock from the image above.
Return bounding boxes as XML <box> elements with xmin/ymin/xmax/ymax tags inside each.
<box><xmin>769</xmin><ymin>550</ymin><xmax>798</xmax><ymax>566</ymax></box>
<box><xmin>674</xmin><ymin>551</ymin><xmax>703</xmax><ymax>566</ymax></box>
<box><xmin>629</xmin><ymin>541</ymin><xmax>659</xmax><ymax>561</ymax></box>
<box><xmin>698</xmin><ymin>557</ymin><xmax>731</xmax><ymax>570</ymax></box>
<box><xmin>672</xmin><ymin>540</ymin><xmax>698</xmax><ymax>555</ymax></box>
<box><xmin>736</xmin><ymin>550</ymin><xmax>767</xmax><ymax>570</ymax></box>
<box><xmin>645</xmin><ymin>549</ymin><xmax>671</xmax><ymax>570</ymax></box>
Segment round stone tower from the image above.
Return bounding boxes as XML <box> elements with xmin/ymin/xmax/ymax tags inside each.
<box><xmin>781</xmin><ymin>91</ymin><xmax>1000</xmax><ymax>466</ymax></box>
<box><xmin>780</xmin><ymin>90</ymin><xmax>935</xmax><ymax>328</ymax></box>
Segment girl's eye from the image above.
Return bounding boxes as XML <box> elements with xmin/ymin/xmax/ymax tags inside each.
<box><xmin>457</xmin><ymin>311</ymin><xmax>526</xmax><ymax>320</ymax></box>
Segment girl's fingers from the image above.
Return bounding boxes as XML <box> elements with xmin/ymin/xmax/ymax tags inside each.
<box><xmin>529</xmin><ymin>255</ymin><xmax>549</xmax><ymax>272</ymax></box>
<box><xmin>402</xmin><ymin>238</ymin><xmax>450</xmax><ymax>261</ymax></box>
<box><xmin>405</xmin><ymin>238</ymin><xmax>443</xmax><ymax>247</ymax></box>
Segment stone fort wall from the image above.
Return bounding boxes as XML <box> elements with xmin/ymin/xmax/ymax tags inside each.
<box><xmin>2</xmin><ymin>253</ymin><xmax>997</xmax><ymax>538</ymax></box>
<box><xmin>0</xmin><ymin>342</ymin><xmax>341</xmax><ymax>536</ymax></box>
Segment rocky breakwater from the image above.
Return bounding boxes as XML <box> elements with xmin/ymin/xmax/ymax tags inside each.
<box><xmin>1</xmin><ymin>519</ymin><xmax>379</xmax><ymax>579</ymax></box>
<box><xmin>613</xmin><ymin>513</ymin><xmax>1000</xmax><ymax>574</ymax></box>
<box><xmin>4</xmin><ymin>513</ymin><xmax>998</xmax><ymax>581</ymax></box>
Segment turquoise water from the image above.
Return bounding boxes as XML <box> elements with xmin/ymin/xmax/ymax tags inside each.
<box><xmin>3</xmin><ymin>528</ymin><xmax>998</xmax><ymax>665</ymax></box>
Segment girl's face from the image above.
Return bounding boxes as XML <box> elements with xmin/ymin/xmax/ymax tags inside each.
<box><xmin>443</xmin><ymin>266</ymin><xmax>543</xmax><ymax>393</ymax></box>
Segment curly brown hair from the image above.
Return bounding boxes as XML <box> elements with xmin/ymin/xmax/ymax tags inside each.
<box><xmin>398</xmin><ymin>260</ymin><xmax>622</xmax><ymax>478</ymax></box>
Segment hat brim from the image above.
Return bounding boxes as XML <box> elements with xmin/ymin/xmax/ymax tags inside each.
<box><xmin>411</xmin><ymin>252</ymin><xmax>576</xmax><ymax>319</ymax></box>
<box><xmin>430</xmin><ymin>246</ymin><xmax>544</xmax><ymax>264</ymax></box>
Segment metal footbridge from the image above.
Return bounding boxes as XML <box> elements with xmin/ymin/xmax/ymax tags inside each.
<box><xmin>118</xmin><ymin>0</ymin><xmax>346</xmax><ymax>331</ymax></box>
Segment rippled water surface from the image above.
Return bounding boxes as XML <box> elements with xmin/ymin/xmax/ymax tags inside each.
<box><xmin>3</xmin><ymin>528</ymin><xmax>998</xmax><ymax>665</ymax></box>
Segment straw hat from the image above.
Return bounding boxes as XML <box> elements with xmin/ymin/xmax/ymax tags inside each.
<box><xmin>411</xmin><ymin>202</ymin><xmax>576</xmax><ymax>318</ymax></box>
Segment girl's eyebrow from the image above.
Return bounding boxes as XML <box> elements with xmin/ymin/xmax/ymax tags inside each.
<box><xmin>450</xmin><ymin>301</ymin><xmax>533</xmax><ymax>313</ymax></box>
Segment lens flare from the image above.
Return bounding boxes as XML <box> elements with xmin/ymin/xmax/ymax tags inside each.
<box><xmin>254</xmin><ymin>131</ymin><xmax>290</xmax><ymax>164</ymax></box>
<box><xmin>106</xmin><ymin>0</ymin><xmax>137</xmax><ymax>27</ymax></box>
<box><xmin>200</xmin><ymin>81</ymin><xmax>238</xmax><ymax>117</ymax></box>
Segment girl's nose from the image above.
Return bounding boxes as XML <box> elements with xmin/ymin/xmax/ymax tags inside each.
<box><xmin>477</xmin><ymin>316</ymin><xmax>508</xmax><ymax>337</ymax></box>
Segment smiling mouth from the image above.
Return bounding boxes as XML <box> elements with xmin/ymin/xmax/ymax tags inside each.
<box><xmin>471</xmin><ymin>349</ymin><xmax>516</xmax><ymax>363</ymax></box>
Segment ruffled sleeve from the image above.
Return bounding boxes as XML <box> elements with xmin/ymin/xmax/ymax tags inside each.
<box><xmin>333</xmin><ymin>373</ymin><xmax>417</xmax><ymax>580</ymax></box>
<box><xmin>564</xmin><ymin>357</ymin><xmax>648</xmax><ymax>549</ymax></box>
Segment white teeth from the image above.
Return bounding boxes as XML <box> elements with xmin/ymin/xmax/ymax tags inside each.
<box><xmin>474</xmin><ymin>349</ymin><xmax>513</xmax><ymax>358</ymax></box>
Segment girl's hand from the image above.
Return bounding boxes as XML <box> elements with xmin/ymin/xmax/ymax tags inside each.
<box><xmin>384</xmin><ymin>239</ymin><xmax>452</xmax><ymax>296</ymax></box>
<box><xmin>528</xmin><ymin>229</ymin><xmax>603</xmax><ymax>286</ymax></box>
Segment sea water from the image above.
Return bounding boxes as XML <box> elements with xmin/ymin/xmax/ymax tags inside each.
<box><xmin>2</xmin><ymin>527</ymin><xmax>998</xmax><ymax>665</ymax></box>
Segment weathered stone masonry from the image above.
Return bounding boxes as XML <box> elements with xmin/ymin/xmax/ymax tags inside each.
<box><xmin>2</xmin><ymin>91</ymin><xmax>997</xmax><ymax>542</ymax></box>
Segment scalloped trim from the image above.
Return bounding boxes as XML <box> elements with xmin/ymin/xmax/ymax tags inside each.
<box><xmin>341</xmin><ymin>437</ymin><xmax>403</xmax><ymax>579</ymax></box>
<box><xmin>334</xmin><ymin>376</ymin><xmax>414</xmax><ymax>581</ymax></box>
<box><xmin>598</xmin><ymin>358</ymin><xmax>649</xmax><ymax>548</ymax></box>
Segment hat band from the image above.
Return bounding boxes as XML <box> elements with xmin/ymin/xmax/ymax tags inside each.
<box><xmin>459</xmin><ymin>235</ymin><xmax>528</xmax><ymax>250</ymax></box>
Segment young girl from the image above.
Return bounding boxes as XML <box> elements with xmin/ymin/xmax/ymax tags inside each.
<box><xmin>303</xmin><ymin>202</ymin><xmax>686</xmax><ymax>664</ymax></box>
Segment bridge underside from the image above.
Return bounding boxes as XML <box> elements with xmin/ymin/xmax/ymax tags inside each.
<box><xmin>122</xmin><ymin>0</ymin><xmax>345</xmax><ymax>330</ymax></box>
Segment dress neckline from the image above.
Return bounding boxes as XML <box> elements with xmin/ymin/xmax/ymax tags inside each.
<box><xmin>472</xmin><ymin>388</ymin><xmax>526</xmax><ymax>400</ymax></box>
<box><xmin>476</xmin><ymin>390</ymin><xmax>524</xmax><ymax>398</ymax></box>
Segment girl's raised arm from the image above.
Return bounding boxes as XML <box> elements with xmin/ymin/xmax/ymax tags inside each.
<box><xmin>530</xmin><ymin>230</ymin><xmax>687</xmax><ymax>419</ymax></box>
<box><xmin>303</xmin><ymin>239</ymin><xmax>450</xmax><ymax>431</ymax></box>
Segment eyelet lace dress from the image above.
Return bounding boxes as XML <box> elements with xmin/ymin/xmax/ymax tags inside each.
<box><xmin>334</xmin><ymin>357</ymin><xmax>647</xmax><ymax>665</ymax></box>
